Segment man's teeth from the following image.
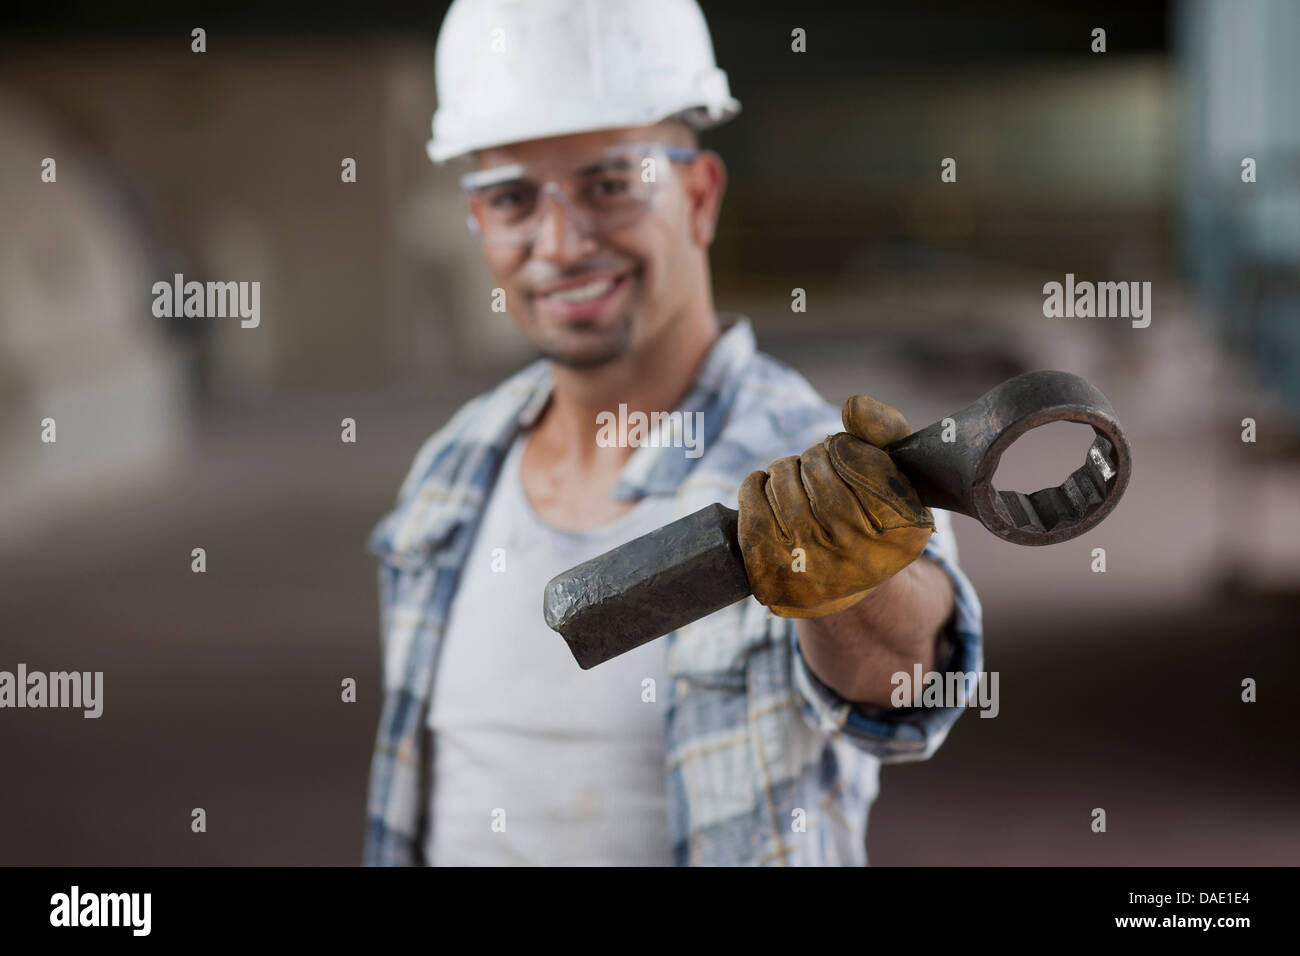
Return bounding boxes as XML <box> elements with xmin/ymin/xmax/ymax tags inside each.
<box><xmin>544</xmin><ymin>278</ymin><xmax>616</xmax><ymax>303</ymax></box>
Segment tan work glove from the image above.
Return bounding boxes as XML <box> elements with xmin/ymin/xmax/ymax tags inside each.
<box><xmin>737</xmin><ymin>395</ymin><xmax>935</xmax><ymax>618</ymax></box>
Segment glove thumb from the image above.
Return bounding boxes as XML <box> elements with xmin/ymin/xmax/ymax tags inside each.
<box><xmin>842</xmin><ymin>395</ymin><xmax>912</xmax><ymax>449</ymax></box>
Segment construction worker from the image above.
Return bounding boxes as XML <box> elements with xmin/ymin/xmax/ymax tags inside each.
<box><xmin>365</xmin><ymin>0</ymin><xmax>983</xmax><ymax>866</ymax></box>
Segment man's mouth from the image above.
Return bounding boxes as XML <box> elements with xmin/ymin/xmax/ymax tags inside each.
<box><xmin>533</xmin><ymin>274</ymin><xmax>629</xmax><ymax>318</ymax></box>
<box><xmin>542</xmin><ymin>277</ymin><xmax>618</xmax><ymax>302</ymax></box>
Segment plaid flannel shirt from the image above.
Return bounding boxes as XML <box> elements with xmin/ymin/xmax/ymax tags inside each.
<box><xmin>364</xmin><ymin>315</ymin><xmax>983</xmax><ymax>866</ymax></box>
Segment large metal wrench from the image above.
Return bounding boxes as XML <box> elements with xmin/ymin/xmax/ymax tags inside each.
<box><xmin>544</xmin><ymin>369</ymin><xmax>1131</xmax><ymax>669</ymax></box>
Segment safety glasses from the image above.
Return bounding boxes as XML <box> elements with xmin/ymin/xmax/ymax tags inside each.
<box><xmin>459</xmin><ymin>142</ymin><xmax>697</xmax><ymax>248</ymax></box>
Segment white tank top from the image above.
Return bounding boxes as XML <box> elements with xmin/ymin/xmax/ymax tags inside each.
<box><xmin>426</xmin><ymin>431</ymin><xmax>676</xmax><ymax>865</ymax></box>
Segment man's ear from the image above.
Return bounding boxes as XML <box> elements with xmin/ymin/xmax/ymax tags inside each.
<box><xmin>684</xmin><ymin>150</ymin><xmax>727</xmax><ymax>247</ymax></box>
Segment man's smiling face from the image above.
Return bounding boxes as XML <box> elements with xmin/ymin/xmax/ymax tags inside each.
<box><xmin>470</xmin><ymin>122</ymin><xmax>708</xmax><ymax>369</ymax></box>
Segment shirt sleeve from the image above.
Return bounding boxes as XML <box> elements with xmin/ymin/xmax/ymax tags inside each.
<box><xmin>788</xmin><ymin>507</ymin><xmax>984</xmax><ymax>762</ymax></box>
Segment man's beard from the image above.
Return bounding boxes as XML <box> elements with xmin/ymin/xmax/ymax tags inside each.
<box><xmin>533</xmin><ymin>312</ymin><xmax>635</xmax><ymax>369</ymax></box>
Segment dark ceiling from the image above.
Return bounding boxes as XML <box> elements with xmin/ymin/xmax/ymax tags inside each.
<box><xmin>4</xmin><ymin>0</ymin><xmax>1172</xmax><ymax>58</ymax></box>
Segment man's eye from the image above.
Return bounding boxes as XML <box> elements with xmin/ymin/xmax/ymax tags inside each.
<box><xmin>486</xmin><ymin>187</ymin><xmax>531</xmax><ymax>210</ymax></box>
<box><xmin>587</xmin><ymin>176</ymin><xmax>633</xmax><ymax>201</ymax></box>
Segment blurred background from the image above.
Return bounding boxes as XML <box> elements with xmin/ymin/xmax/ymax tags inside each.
<box><xmin>1</xmin><ymin>0</ymin><xmax>1296</xmax><ymax>865</ymax></box>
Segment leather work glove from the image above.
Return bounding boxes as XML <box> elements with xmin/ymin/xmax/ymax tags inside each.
<box><xmin>737</xmin><ymin>395</ymin><xmax>936</xmax><ymax>618</ymax></box>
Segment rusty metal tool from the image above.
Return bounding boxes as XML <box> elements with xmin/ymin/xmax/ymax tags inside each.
<box><xmin>544</xmin><ymin>369</ymin><xmax>1131</xmax><ymax>669</ymax></box>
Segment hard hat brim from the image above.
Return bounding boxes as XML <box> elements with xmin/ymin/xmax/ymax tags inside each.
<box><xmin>426</xmin><ymin>97</ymin><xmax>742</xmax><ymax>165</ymax></box>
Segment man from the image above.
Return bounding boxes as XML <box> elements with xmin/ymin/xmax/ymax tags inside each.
<box><xmin>365</xmin><ymin>0</ymin><xmax>982</xmax><ymax>866</ymax></box>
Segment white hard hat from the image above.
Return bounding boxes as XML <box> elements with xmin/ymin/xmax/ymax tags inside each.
<box><xmin>428</xmin><ymin>0</ymin><xmax>741</xmax><ymax>163</ymax></box>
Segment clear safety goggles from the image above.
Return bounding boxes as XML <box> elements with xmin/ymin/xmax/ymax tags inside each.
<box><xmin>459</xmin><ymin>142</ymin><xmax>697</xmax><ymax>248</ymax></box>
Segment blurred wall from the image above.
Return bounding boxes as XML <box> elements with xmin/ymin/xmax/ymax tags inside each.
<box><xmin>0</xmin><ymin>38</ymin><xmax>528</xmax><ymax>404</ymax></box>
<box><xmin>1179</xmin><ymin>0</ymin><xmax>1300</xmax><ymax>417</ymax></box>
<box><xmin>0</xmin><ymin>90</ymin><xmax>186</xmax><ymax>540</ymax></box>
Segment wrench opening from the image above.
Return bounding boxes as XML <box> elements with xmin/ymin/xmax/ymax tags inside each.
<box><xmin>992</xmin><ymin>433</ymin><xmax>1121</xmax><ymax>538</ymax></box>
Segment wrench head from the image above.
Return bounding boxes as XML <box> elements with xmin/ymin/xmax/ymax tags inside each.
<box><xmin>972</xmin><ymin>399</ymin><xmax>1132</xmax><ymax>546</ymax></box>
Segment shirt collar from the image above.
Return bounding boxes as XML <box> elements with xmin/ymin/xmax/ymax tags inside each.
<box><xmin>512</xmin><ymin>314</ymin><xmax>757</xmax><ymax>497</ymax></box>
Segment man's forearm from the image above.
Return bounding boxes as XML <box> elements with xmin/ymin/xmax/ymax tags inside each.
<box><xmin>795</xmin><ymin>556</ymin><xmax>956</xmax><ymax>708</ymax></box>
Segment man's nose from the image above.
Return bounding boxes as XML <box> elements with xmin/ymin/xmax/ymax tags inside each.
<box><xmin>531</xmin><ymin>183</ymin><xmax>596</xmax><ymax>264</ymax></box>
